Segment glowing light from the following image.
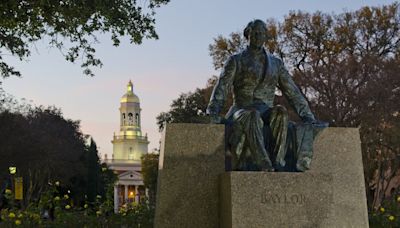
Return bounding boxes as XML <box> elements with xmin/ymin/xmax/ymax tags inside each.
<box><xmin>9</xmin><ymin>167</ymin><xmax>16</xmax><ymax>174</ymax></box>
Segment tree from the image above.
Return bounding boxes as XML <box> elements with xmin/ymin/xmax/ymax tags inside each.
<box><xmin>141</xmin><ymin>153</ymin><xmax>159</xmax><ymax>207</ymax></box>
<box><xmin>0</xmin><ymin>99</ymin><xmax>115</xmax><ymax>206</ymax></box>
<box><xmin>86</xmin><ymin>138</ymin><xmax>100</xmax><ymax>202</ymax></box>
<box><xmin>156</xmin><ymin>77</ymin><xmax>233</xmax><ymax>132</ymax></box>
<box><xmin>0</xmin><ymin>0</ymin><xmax>169</xmax><ymax>77</ymax></box>
<box><xmin>156</xmin><ymin>86</ymin><xmax>210</xmax><ymax>132</ymax></box>
<box><xmin>160</xmin><ymin>3</ymin><xmax>400</xmax><ymax>210</ymax></box>
<box><xmin>266</xmin><ymin>5</ymin><xmax>400</xmax><ymax>210</ymax></box>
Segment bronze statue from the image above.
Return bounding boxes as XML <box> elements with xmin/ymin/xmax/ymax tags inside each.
<box><xmin>207</xmin><ymin>19</ymin><xmax>327</xmax><ymax>172</ymax></box>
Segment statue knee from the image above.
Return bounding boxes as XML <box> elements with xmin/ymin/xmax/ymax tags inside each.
<box><xmin>250</xmin><ymin>110</ymin><xmax>264</xmax><ymax>127</ymax></box>
<box><xmin>233</xmin><ymin>109</ymin><xmax>263</xmax><ymax>127</ymax></box>
<box><xmin>272</xmin><ymin>105</ymin><xmax>288</xmax><ymax>117</ymax></box>
<box><xmin>249</xmin><ymin>109</ymin><xmax>261</xmax><ymax>118</ymax></box>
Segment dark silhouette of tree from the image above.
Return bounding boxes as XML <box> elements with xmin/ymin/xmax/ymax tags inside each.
<box><xmin>141</xmin><ymin>153</ymin><xmax>159</xmax><ymax>207</ymax></box>
<box><xmin>0</xmin><ymin>99</ymin><xmax>115</xmax><ymax>206</ymax></box>
<box><xmin>86</xmin><ymin>138</ymin><xmax>100</xmax><ymax>202</ymax></box>
<box><xmin>0</xmin><ymin>0</ymin><xmax>169</xmax><ymax>77</ymax></box>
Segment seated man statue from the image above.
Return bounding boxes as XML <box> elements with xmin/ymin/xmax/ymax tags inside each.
<box><xmin>207</xmin><ymin>19</ymin><xmax>327</xmax><ymax>172</ymax></box>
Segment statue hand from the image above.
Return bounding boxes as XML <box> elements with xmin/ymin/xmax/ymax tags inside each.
<box><xmin>302</xmin><ymin>116</ymin><xmax>317</xmax><ymax>124</ymax></box>
<box><xmin>302</xmin><ymin>117</ymin><xmax>330</xmax><ymax>128</ymax></box>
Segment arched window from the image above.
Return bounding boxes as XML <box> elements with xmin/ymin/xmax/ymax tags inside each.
<box><xmin>135</xmin><ymin>113</ymin><xmax>139</xmax><ymax>125</ymax></box>
<box><xmin>128</xmin><ymin>113</ymin><xmax>133</xmax><ymax>125</ymax></box>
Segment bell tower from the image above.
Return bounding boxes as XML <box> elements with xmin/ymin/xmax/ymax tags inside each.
<box><xmin>112</xmin><ymin>80</ymin><xmax>149</xmax><ymax>162</ymax></box>
<box><xmin>120</xmin><ymin>80</ymin><xmax>142</xmax><ymax>135</ymax></box>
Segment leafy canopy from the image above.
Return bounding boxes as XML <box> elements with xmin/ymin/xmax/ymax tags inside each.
<box><xmin>0</xmin><ymin>0</ymin><xmax>169</xmax><ymax>77</ymax></box>
<box><xmin>141</xmin><ymin>153</ymin><xmax>159</xmax><ymax>207</ymax></box>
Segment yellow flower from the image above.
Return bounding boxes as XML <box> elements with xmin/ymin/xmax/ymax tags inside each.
<box><xmin>380</xmin><ymin>207</ymin><xmax>385</xmax><ymax>213</ymax></box>
<box><xmin>397</xmin><ymin>196</ymin><xmax>400</xmax><ymax>202</ymax></box>
<box><xmin>96</xmin><ymin>195</ymin><xmax>102</xmax><ymax>199</ymax></box>
<box><xmin>17</xmin><ymin>213</ymin><xmax>23</xmax><ymax>218</ymax></box>
<box><xmin>96</xmin><ymin>210</ymin><xmax>102</xmax><ymax>216</ymax></box>
<box><xmin>32</xmin><ymin>213</ymin><xmax>40</xmax><ymax>221</ymax></box>
<box><xmin>84</xmin><ymin>204</ymin><xmax>88</xmax><ymax>209</ymax></box>
<box><xmin>65</xmin><ymin>205</ymin><xmax>71</xmax><ymax>210</ymax></box>
<box><xmin>64</xmin><ymin>194</ymin><xmax>69</xmax><ymax>199</ymax></box>
<box><xmin>9</xmin><ymin>212</ymin><xmax>16</xmax><ymax>218</ymax></box>
<box><xmin>55</xmin><ymin>181</ymin><xmax>60</xmax><ymax>186</ymax></box>
<box><xmin>54</xmin><ymin>196</ymin><xmax>60</xmax><ymax>201</ymax></box>
<box><xmin>389</xmin><ymin>215</ymin><xmax>395</xmax><ymax>221</ymax></box>
<box><xmin>15</xmin><ymin>219</ymin><xmax>21</xmax><ymax>225</ymax></box>
<box><xmin>102</xmin><ymin>167</ymin><xmax>107</xmax><ymax>172</ymax></box>
<box><xmin>5</xmin><ymin>189</ymin><xmax>12</xmax><ymax>194</ymax></box>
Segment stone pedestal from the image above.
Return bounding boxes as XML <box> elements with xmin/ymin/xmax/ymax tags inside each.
<box><xmin>155</xmin><ymin>125</ymin><xmax>369</xmax><ymax>228</ymax></box>
<box><xmin>220</xmin><ymin>128</ymin><xmax>369</xmax><ymax>228</ymax></box>
<box><xmin>220</xmin><ymin>172</ymin><xmax>334</xmax><ymax>228</ymax></box>
<box><xmin>154</xmin><ymin>123</ymin><xmax>225</xmax><ymax>228</ymax></box>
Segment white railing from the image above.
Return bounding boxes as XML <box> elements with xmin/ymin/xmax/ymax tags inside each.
<box><xmin>104</xmin><ymin>159</ymin><xmax>141</xmax><ymax>164</ymax></box>
<box><xmin>113</xmin><ymin>135</ymin><xmax>147</xmax><ymax>140</ymax></box>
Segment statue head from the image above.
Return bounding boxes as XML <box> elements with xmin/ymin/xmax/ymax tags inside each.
<box><xmin>243</xmin><ymin>19</ymin><xmax>267</xmax><ymax>48</ymax></box>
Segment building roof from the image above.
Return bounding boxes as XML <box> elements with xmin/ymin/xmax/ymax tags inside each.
<box><xmin>120</xmin><ymin>80</ymin><xmax>140</xmax><ymax>103</ymax></box>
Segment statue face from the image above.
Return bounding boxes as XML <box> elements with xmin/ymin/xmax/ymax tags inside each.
<box><xmin>249</xmin><ymin>22</ymin><xmax>266</xmax><ymax>48</ymax></box>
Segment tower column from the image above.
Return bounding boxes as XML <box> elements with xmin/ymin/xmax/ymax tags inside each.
<box><xmin>124</xmin><ymin>185</ymin><xmax>128</xmax><ymax>203</ymax></box>
<box><xmin>135</xmin><ymin>185</ymin><xmax>139</xmax><ymax>202</ymax></box>
<box><xmin>114</xmin><ymin>185</ymin><xmax>119</xmax><ymax>213</ymax></box>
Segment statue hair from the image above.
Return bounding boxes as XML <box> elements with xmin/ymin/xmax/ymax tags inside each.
<box><xmin>243</xmin><ymin>19</ymin><xmax>267</xmax><ymax>40</ymax></box>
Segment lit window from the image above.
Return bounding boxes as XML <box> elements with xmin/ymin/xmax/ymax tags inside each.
<box><xmin>128</xmin><ymin>113</ymin><xmax>133</xmax><ymax>125</ymax></box>
<box><xmin>135</xmin><ymin>113</ymin><xmax>139</xmax><ymax>125</ymax></box>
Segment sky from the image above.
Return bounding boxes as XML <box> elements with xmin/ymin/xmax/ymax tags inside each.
<box><xmin>1</xmin><ymin>0</ymin><xmax>395</xmax><ymax>159</ymax></box>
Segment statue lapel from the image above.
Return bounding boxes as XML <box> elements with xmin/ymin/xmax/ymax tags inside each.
<box><xmin>259</xmin><ymin>52</ymin><xmax>273</xmax><ymax>85</ymax></box>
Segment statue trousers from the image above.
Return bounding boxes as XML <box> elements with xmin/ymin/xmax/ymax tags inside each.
<box><xmin>225</xmin><ymin>103</ymin><xmax>288</xmax><ymax>171</ymax></box>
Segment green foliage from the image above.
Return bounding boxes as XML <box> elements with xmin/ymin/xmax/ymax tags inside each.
<box><xmin>0</xmin><ymin>208</ymin><xmax>42</xmax><ymax>227</ymax></box>
<box><xmin>369</xmin><ymin>194</ymin><xmax>400</xmax><ymax>227</ymax></box>
<box><xmin>1</xmin><ymin>181</ymin><xmax>153</xmax><ymax>227</ymax></box>
<box><xmin>95</xmin><ymin>163</ymin><xmax>118</xmax><ymax>213</ymax></box>
<box><xmin>86</xmin><ymin>138</ymin><xmax>100</xmax><ymax>202</ymax></box>
<box><xmin>141</xmin><ymin>153</ymin><xmax>158</xmax><ymax>207</ymax></box>
<box><xmin>0</xmin><ymin>0</ymin><xmax>170</xmax><ymax>77</ymax></box>
<box><xmin>156</xmin><ymin>88</ymin><xmax>210</xmax><ymax>131</ymax></box>
<box><xmin>0</xmin><ymin>93</ymin><xmax>117</xmax><ymax>207</ymax></box>
<box><xmin>117</xmin><ymin>202</ymin><xmax>155</xmax><ymax>227</ymax></box>
<box><xmin>156</xmin><ymin>77</ymin><xmax>234</xmax><ymax>131</ymax></box>
<box><xmin>0</xmin><ymin>105</ymin><xmax>89</xmax><ymax>205</ymax></box>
